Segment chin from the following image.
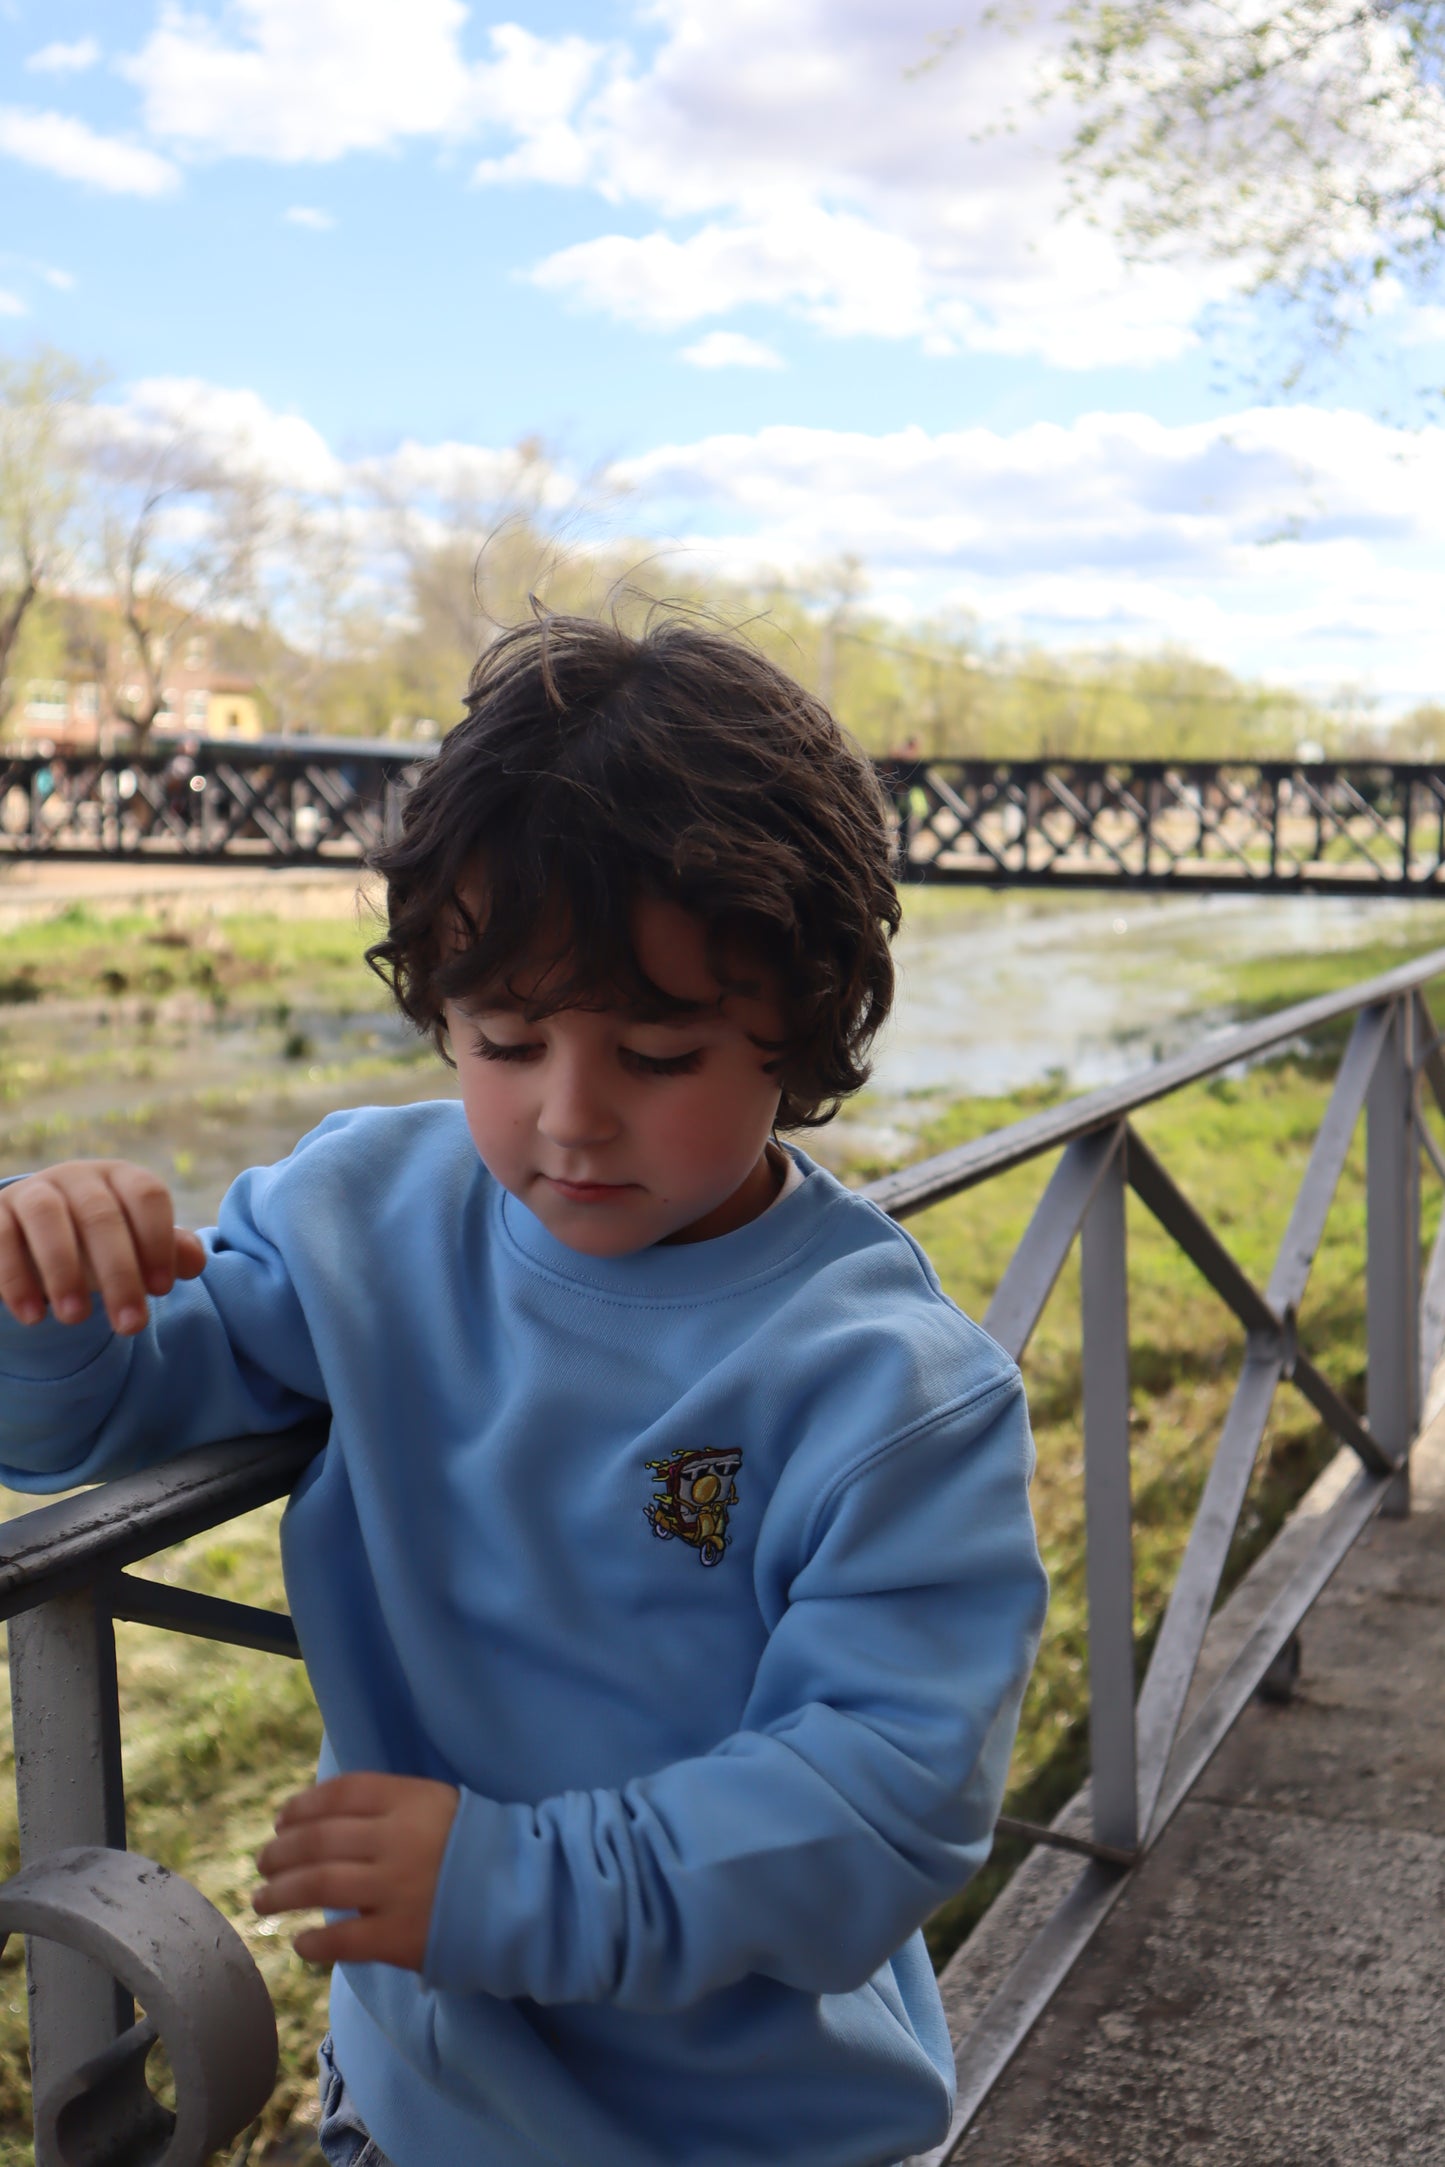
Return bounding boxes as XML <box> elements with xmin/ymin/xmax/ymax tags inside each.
<box><xmin>532</xmin><ymin>1200</ymin><xmax>662</xmax><ymax>1257</ymax></box>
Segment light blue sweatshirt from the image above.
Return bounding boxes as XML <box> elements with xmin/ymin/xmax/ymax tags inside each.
<box><xmin>0</xmin><ymin>1104</ymin><xmax>1047</xmax><ymax>2167</ymax></box>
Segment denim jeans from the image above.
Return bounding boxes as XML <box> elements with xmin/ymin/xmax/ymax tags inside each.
<box><xmin>316</xmin><ymin>2034</ymin><xmax>395</xmax><ymax>2167</ymax></box>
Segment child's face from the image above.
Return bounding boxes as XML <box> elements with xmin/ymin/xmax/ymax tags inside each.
<box><xmin>443</xmin><ymin>896</ymin><xmax>786</xmax><ymax>1256</ymax></box>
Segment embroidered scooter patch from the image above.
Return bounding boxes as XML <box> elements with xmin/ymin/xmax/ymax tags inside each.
<box><xmin>644</xmin><ymin>1448</ymin><xmax>743</xmax><ymax>1567</ymax></box>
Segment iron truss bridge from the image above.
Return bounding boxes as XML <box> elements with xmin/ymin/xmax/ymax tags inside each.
<box><xmin>6</xmin><ymin>743</ymin><xmax>1445</xmax><ymax>896</ymax></box>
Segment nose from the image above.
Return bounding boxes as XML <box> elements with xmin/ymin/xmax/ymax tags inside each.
<box><xmin>536</xmin><ymin>1048</ymin><xmax>620</xmax><ymax>1151</ymax></box>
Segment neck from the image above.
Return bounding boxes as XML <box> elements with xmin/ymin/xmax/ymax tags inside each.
<box><xmin>660</xmin><ymin>1145</ymin><xmax>784</xmax><ymax>1246</ymax></box>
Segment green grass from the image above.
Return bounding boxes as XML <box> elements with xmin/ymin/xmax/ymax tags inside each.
<box><xmin>0</xmin><ymin>899</ymin><xmax>388</xmax><ymax>1016</ymax></box>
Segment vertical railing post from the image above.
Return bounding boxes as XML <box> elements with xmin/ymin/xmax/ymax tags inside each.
<box><xmin>1080</xmin><ymin>1128</ymin><xmax>1139</xmax><ymax>1853</ymax></box>
<box><xmin>8</xmin><ymin>1586</ymin><xmax>130</xmax><ymax>2146</ymax></box>
<box><xmin>1368</xmin><ymin>995</ymin><xmax>1420</xmax><ymax>1518</ymax></box>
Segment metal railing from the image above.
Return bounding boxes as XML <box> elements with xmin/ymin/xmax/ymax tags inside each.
<box><xmin>2</xmin><ymin>949</ymin><xmax>1444</xmax><ymax>2160</ymax></box>
<box><xmin>883</xmin><ymin>756</ymin><xmax>1445</xmax><ymax>893</ymax></box>
<box><xmin>0</xmin><ymin>740</ymin><xmax>416</xmax><ymax>868</ymax></box>
<box><xmin>0</xmin><ymin>1429</ymin><xmax>322</xmax><ymax>2164</ymax></box>
<box><xmin>10</xmin><ymin>744</ymin><xmax>1445</xmax><ymax>893</ymax></box>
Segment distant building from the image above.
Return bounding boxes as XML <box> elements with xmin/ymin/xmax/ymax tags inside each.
<box><xmin>9</xmin><ymin>622</ymin><xmax>264</xmax><ymax>750</ymax></box>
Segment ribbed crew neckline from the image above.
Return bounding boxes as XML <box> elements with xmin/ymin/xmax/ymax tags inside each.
<box><xmin>496</xmin><ymin>1144</ymin><xmax>836</xmax><ymax>1300</ymax></box>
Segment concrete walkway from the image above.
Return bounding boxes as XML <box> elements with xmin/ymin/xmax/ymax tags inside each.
<box><xmin>949</xmin><ymin>1419</ymin><xmax>1445</xmax><ymax>2167</ymax></box>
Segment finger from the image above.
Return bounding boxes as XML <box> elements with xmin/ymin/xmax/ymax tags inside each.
<box><xmin>0</xmin><ymin>1200</ymin><xmax>48</xmax><ymax>1323</ymax></box>
<box><xmin>174</xmin><ymin>1228</ymin><xmax>208</xmax><ymax>1279</ymax></box>
<box><xmin>108</xmin><ymin>1165</ymin><xmax>186</xmax><ymax>1297</ymax></box>
<box><xmin>255</xmin><ymin>1817</ymin><xmax>381</xmax><ymax>1877</ymax></box>
<box><xmin>274</xmin><ymin>1773</ymin><xmax>400</xmax><ymax>1827</ymax></box>
<box><xmin>62</xmin><ymin>1172</ymin><xmax>158</xmax><ymax>1333</ymax></box>
<box><xmin>252</xmin><ymin>1861</ymin><xmax>377</xmax><ymax>1915</ymax></box>
<box><xmin>5</xmin><ymin>1178</ymin><xmax>91</xmax><ymax>1325</ymax></box>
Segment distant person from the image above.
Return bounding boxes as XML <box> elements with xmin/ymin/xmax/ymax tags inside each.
<box><xmin>162</xmin><ymin>736</ymin><xmax>202</xmax><ymax>830</ymax></box>
<box><xmin>0</xmin><ymin>615</ymin><xmax>1047</xmax><ymax>2167</ymax></box>
<box><xmin>882</xmin><ymin>734</ymin><xmax>928</xmax><ymax>863</ymax></box>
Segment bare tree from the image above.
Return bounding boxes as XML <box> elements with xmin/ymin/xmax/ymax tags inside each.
<box><xmin>377</xmin><ymin>436</ymin><xmax>621</xmax><ymax>728</ymax></box>
<box><xmin>0</xmin><ymin>347</ymin><xmax>98</xmax><ymax>722</ymax></box>
<box><xmin>85</xmin><ymin>430</ymin><xmax>273</xmax><ymax>744</ymax></box>
<box><xmin>240</xmin><ymin>487</ymin><xmax>368</xmax><ymax>735</ymax></box>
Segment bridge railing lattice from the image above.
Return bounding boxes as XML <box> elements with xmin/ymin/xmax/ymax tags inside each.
<box><xmin>8</xmin><ymin>744</ymin><xmax>1445</xmax><ymax>892</ymax></box>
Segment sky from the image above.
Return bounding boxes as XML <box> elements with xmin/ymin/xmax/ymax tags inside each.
<box><xmin>2</xmin><ymin>0</ymin><xmax>1444</xmax><ymax>715</ymax></box>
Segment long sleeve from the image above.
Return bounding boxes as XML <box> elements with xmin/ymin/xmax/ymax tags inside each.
<box><xmin>0</xmin><ymin>1161</ymin><xmax>328</xmax><ymax>1487</ymax></box>
<box><xmin>422</xmin><ymin>1367</ymin><xmax>1047</xmax><ymax>2011</ymax></box>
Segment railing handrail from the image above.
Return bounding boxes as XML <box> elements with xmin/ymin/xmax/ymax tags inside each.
<box><xmin>7</xmin><ymin>743</ymin><xmax>1445</xmax><ymax>780</ymax></box>
<box><xmin>868</xmin><ymin>939</ymin><xmax>1445</xmax><ymax>1218</ymax></box>
<box><xmin>0</xmin><ymin>1422</ymin><xmax>326</xmax><ymax>1621</ymax></box>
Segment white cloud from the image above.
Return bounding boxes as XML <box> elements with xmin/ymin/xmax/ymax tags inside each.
<box><xmin>681</xmin><ymin>331</ymin><xmax>784</xmax><ymax>369</ymax></box>
<box><xmin>0</xmin><ymin>254</ymin><xmax>76</xmax><ymax>294</ymax></box>
<box><xmin>0</xmin><ymin>290</ymin><xmax>27</xmax><ymax>318</ymax></box>
<box><xmin>124</xmin><ymin>0</ymin><xmax>471</xmax><ymax>160</ymax></box>
<box><xmin>121</xmin><ymin>1</ymin><xmax>605</xmax><ymax>167</ymax></box>
<box><xmin>98</xmin><ymin>378</ymin><xmax>346</xmax><ymax>495</ymax></box>
<box><xmin>363</xmin><ymin>436</ymin><xmax>584</xmax><ymax>519</ymax></box>
<box><xmin>284</xmin><ymin>205</ymin><xmax>335</xmax><ymax>230</ymax></box>
<box><xmin>470</xmin><ymin>24</ymin><xmax>609</xmax><ymax>188</ymax></box>
<box><xmin>0</xmin><ymin>106</ymin><xmax>180</xmax><ymax>196</ymax></box>
<box><xmin>611</xmin><ymin>404</ymin><xmax>1445</xmax><ymax>701</ymax></box>
<box><xmin>485</xmin><ymin>0</ymin><xmax>1224</xmax><ymax>369</ymax></box>
<box><xmin>536</xmin><ymin>208</ymin><xmax>932</xmax><ymax>339</ymax></box>
<box><xmin>105</xmin><ymin>0</ymin><xmax>1225</xmax><ymax>365</ymax></box>
<box><xmin>25</xmin><ymin>38</ymin><xmax>102</xmax><ymax>75</ymax></box>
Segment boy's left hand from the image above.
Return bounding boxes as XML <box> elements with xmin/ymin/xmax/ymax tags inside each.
<box><xmin>252</xmin><ymin>1772</ymin><xmax>460</xmax><ymax>1971</ymax></box>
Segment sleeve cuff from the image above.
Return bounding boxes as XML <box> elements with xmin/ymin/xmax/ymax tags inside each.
<box><xmin>421</xmin><ymin>1788</ymin><xmax>521</xmax><ymax>1995</ymax></box>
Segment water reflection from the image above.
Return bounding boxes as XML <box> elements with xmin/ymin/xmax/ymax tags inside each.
<box><xmin>838</xmin><ymin>889</ymin><xmax>1445</xmax><ymax>1160</ymax></box>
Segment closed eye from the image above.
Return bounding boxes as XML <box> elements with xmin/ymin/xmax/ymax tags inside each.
<box><xmin>620</xmin><ymin>1047</ymin><xmax>704</xmax><ymax>1077</ymax></box>
<box><xmin>468</xmin><ymin>1030</ymin><xmax>541</xmax><ymax>1063</ymax></box>
<box><xmin>468</xmin><ymin>1029</ymin><xmax>702</xmax><ymax>1077</ymax></box>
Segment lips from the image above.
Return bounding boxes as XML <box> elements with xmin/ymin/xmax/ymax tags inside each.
<box><xmin>544</xmin><ymin>1175</ymin><xmax>636</xmax><ymax>1203</ymax></box>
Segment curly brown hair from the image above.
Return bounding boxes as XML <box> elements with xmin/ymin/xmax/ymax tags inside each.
<box><xmin>364</xmin><ymin>611</ymin><xmax>900</xmax><ymax>1129</ymax></box>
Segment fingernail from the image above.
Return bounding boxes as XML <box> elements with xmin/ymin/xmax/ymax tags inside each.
<box><xmin>57</xmin><ymin>1296</ymin><xmax>87</xmax><ymax>1323</ymax></box>
<box><xmin>15</xmin><ymin>1301</ymin><xmax>43</xmax><ymax>1325</ymax></box>
<box><xmin>116</xmin><ymin>1306</ymin><xmax>146</xmax><ymax>1334</ymax></box>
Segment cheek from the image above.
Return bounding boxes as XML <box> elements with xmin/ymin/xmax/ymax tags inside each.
<box><xmin>458</xmin><ymin>1062</ymin><xmax>529</xmax><ymax>1151</ymax></box>
<box><xmin>653</xmin><ymin>1067</ymin><xmax>778</xmax><ymax>1168</ymax></box>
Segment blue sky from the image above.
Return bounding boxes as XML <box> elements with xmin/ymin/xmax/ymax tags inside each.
<box><xmin>3</xmin><ymin>0</ymin><xmax>1444</xmax><ymax>712</ymax></box>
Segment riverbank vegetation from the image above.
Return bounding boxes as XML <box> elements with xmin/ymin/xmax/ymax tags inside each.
<box><xmin>0</xmin><ymin>900</ymin><xmax>1443</xmax><ymax>2157</ymax></box>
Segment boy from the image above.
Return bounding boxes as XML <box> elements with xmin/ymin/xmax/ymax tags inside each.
<box><xmin>0</xmin><ymin>616</ymin><xmax>1047</xmax><ymax>2167</ymax></box>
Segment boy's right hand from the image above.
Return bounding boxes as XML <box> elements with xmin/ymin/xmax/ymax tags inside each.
<box><xmin>0</xmin><ymin>1160</ymin><xmax>206</xmax><ymax>1337</ymax></box>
